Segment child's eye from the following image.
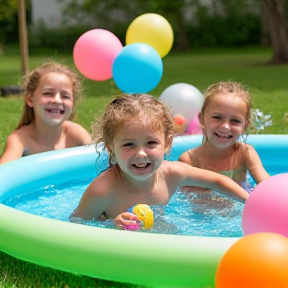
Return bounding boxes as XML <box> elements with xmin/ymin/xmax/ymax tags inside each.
<box><xmin>62</xmin><ymin>95</ymin><xmax>72</xmax><ymax>99</ymax></box>
<box><xmin>231</xmin><ymin>119</ymin><xmax>242</xmax><ymax>123</ymax></box>
<box><xmin>122</xmin><ymin>143</ymin><xmax>133</xmax><ymax>147</ymax></box>
<box><xmin>147</xmin><ymin>141</ymin><xmax>159</xmax><ymax>147</ymax></box>
<box><xmin>212</xmin><ymin>116</ymin><xmax>221</xmax><ymax>119</ymax></box>
<box><xmin>43</xmin><ymin>92</ymin><xmax>53</xmax><ymax>96</ymax></box>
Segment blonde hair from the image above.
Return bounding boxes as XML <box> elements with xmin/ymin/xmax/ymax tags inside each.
<box><xmin>17</xmin><ymin>61</ymin><xmax>83</xmax><ymax>129</ymax></box>
<box><xmin>92</xmin><ymin>94</ymin><xmax>174</xmax><ymax>166</ymax></box>
<box><xmin>199</xmin><ymin>81</ymin><xmax>251</xmax><ymax>130</ymax></box>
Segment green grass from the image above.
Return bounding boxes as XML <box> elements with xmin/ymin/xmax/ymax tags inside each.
<box><xmin>0</xmin><ymin>46</ymin><xmax>288</xmax><ymax>288</ymax></box>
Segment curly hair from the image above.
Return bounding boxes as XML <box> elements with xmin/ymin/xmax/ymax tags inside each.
<box><xmin>92</xmin><ymin>94</ymin><xmax>174</xmax><ymax>166</ymax></box>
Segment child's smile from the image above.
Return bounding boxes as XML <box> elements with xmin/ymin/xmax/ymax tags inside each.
<box><xmin>111</xmin><ymin>115</ymin><xmax>165</xmax><ymax>180</ymax></box>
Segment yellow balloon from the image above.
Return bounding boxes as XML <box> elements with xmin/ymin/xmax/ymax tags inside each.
<box><xmin>126</xmin><ymin>13</ymin><xmax>174</xmax><ymax>58</ymax></box>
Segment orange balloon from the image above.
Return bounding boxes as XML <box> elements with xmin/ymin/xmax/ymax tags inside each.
<box><xmin>215</xmin><ymin>233</ymin><xmax>288</xmax><ymax>288</ymax></box>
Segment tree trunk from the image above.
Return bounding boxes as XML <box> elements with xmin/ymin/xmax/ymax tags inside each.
<box><xmin>261</xmin><ymin>0</ymin><xmax>288</xmax><ymax>64</ymax></box>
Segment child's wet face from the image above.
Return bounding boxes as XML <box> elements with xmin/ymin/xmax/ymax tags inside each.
<box><xmin>27</xmin><ymin>72</ymin><xmax>73</xmax><ymax>125</ymax></box>
<box><xmin>110</xmin><ymin>115</ymin><xmax>166</xmax><ymax>180</ymax></box>
<box><xmin>203</xmin><ymin>93</ymin><xmax>247</xmax><ymax>148</ymax></box>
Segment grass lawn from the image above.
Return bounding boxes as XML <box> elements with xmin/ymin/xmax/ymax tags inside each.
<box><xmin>0</xmin><ymin>46</ymin><xmax>288</xmax><ymax>288</ymax></box>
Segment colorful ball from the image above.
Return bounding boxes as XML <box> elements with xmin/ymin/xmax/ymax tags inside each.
<box><xmin>73</xmin><ymin>29</ymin><xmax>123</xmax><ymax>81</ymax></box>
<box><xmin>215</xmin><ymin>233</ymin><xmax>288</xmax><ymax>288</ymax></box>
<box><xmin>242</xmin><ymin>173</ymin><xmax>288</xmax><ymax>236</ymax></box>
<box><xmin>131</xmin><ymin>204</ymin><xmax>154</xmax><ymax>229</ymax></box>
<box><xmin>126</xmin><ymin>13</ymin><xmax>174</xmax><ymax>58</ymax></box>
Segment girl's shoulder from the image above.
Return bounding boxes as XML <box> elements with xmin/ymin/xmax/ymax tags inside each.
<box><xmin>89</xmin><ymin>166</ymin><xmax>119</xmax><ymax>195</ymax></box>
<box><xmin>64</xmin><ymin>121</ymin><xmax>91</xmax><ymax>145</ymax></box>
<box><xmin>237</xmin><ymin>142</ymin><xmax>257</xmax><ymax>158</ymax></box>
<box><xmin>178</xmin><ymin>146</ymin><xmax>202</xmax><ymax>166</ymax></box>
<box><xmin>8</xmin><ymin>125</ymin><xmax>33</xmax><ymax>142</ymax></box>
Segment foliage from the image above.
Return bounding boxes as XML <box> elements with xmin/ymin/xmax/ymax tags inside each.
<box><xmin>0</xmin><ymin>0</ymin><xmax>31</xmax><ymax>43</ymax></box>
<box><xmin>26</xmin><ymin>0</ymin><xmax>263</xmax><ymax>52</ymax></box>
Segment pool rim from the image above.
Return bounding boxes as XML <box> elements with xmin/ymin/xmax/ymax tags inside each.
<box><xmin>0</xmin><ymin>134</ymin><xmax>287</xmax><ymax>287</ymax></box>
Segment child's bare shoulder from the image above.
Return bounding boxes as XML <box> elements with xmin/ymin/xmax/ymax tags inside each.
<box><xmin>64</xmin><ymin>121</ymin><xmax>91</xmax><ymax>145</ymax></box>
<box><xmin>8</xmin><ymin>125</ymin><xmax>33</xmax><ymax>143</ymax></box>
<box><xmin>179</xmin><ymin>146</ymin><xmax>201</xmax><ymax>166</ymax></box>
<box><xmin>88</xmin><ymin>166</ymin><xmax>120</xmax><ymax>196</ymax></box>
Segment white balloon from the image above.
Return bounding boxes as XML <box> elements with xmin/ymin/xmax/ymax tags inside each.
<box><xmin>159</xmin><ymin>83</ymin><xmax>204</xmax><ymax>122</ymax></box>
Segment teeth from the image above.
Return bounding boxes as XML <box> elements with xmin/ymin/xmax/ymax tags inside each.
<box><xmin>135</xmin><ymin>163</ymin><xmax>147</xmax><ymax>168</ymax></box>
<box><xmin>217</xmin><ymin>133</ymin><xmax>231</xmax><ymax>139</ymax></box>
<box><xmin>50</xmin><ymin>109</ymin><xmax>60</xmax><ymax>114</ymax></box>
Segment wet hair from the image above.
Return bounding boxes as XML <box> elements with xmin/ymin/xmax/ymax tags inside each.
<box><xmin>16</xmin><ymin>61</ymin><xmax>83</xmax><ymax>129</ymax></box>
<box><xmin>92</xmin><ymin>94</ymin><xmax>174</xmax><ymax>166</ymax></box>
<box><xmin>199</xmin><ymin>81</ymin><xmax>251</xmax><ymax>130</ymax></box>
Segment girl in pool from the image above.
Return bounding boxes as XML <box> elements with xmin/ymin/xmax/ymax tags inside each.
<box><xmin>71</xmin><ymin>94</ymin><xmax>249</xmax><ymax>229</ymax></box>
<box><xmin>179</xmin><ymin>81</ymin><xmax>270</xmax><ymax>192</ymax></box>
<box><xmin>0</xmin><ymin>61</ymin><xmax>91</xmax><ymax>164</ymax></box>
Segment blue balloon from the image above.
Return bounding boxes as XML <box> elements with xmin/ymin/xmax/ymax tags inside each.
<box><xmin>112</xmin><ymin>43</ymin><xmax>163</xmax><ymax>94</ymax></box>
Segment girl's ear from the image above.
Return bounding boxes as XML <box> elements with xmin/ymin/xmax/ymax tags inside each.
<box><xmin>198</xmin><ymin>111</ymin><xmax>204</xmax><ymax>126</ymax></box>
<box><xmin>26</xmin><ymin>93</ymin><xmax>33</xmax><ymax>108</ymax></box>
<box><xmin>244</xmin><ymin>118</ymin><xmax>251</xmax><ymax>130</ymax></box>
<box><xmin>165</xmin><ymin>133</ymin><xmax>174</xmax><ymax>154</ymax></box>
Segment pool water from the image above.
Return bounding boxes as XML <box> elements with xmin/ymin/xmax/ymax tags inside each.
<box><xmin>3</xmin><ymin>167</ymin><xmax>286</xmax><ymax>237</ymax></box>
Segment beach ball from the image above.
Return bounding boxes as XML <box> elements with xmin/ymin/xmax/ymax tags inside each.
<box><xmin>215</xmin><ymin>233</ymin><xmax>288</xmax><ymax>288</ymax></box>
<box><xmin>112</xmin><ymin>43</ymin><xmax>163</xmax><ymax>94</ymax></box>
<box><xmin>126</xmin><ymin>13</ymin><xmax>174</xmax><ymax>58</ymax></box>
<box><xmin>242</xmin><ymin>173</ymin><xmax>288</xmax><ymax>236</ymax></box>
<box><xmin>73</xmin><ymin>29</ymin><xmax>123</xmax><ymax>81</ymax></box>
<box><xmin>159</xmin><ymin>83</ymin><xmax>204</xmax><ymax>122</ymax></box>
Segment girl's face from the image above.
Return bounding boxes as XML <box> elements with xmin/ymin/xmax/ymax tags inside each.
<box><xmin>27</xmin><ymin>72</ymin><xmax>73</xmax><ymax>125</ymax></box>
<box><xmin>203</xmin><ymin>93</ymin><xmax>247</xmax><ymax>148</ymax></box>
<box><xmin>110</xmin><ymin>115</ymin><xmax>166</xmax><ymax>180</ymax></box>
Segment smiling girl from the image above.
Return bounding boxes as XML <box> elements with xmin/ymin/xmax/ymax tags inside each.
<box><xmin>0</xmin><ymin>61</ymin><xmax>91</xmax><ymax>164</ymax></box>
<box><xmin>179</xmin><ymin>81</ymin><xmax>269</xmax><ymax>190</ymax></box>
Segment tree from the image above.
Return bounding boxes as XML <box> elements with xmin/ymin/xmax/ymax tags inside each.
<box><xmin>260</xmin><ymin>0</ymin><xmax>288</xmax><ymax>64</ymax></box>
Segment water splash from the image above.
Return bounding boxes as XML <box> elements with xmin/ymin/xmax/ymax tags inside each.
<box><xmin>249</xmin><ymin>109</ymin><xmax>272</xmax><ymax>134</ymax></box>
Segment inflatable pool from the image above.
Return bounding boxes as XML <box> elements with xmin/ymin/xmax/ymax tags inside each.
<box><xmin>0</xmin><ymin>134</ymin><xmax>287</xmax><ymax>288</ymax></box>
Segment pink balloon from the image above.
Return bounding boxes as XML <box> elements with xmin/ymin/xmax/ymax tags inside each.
<box><xmin>73</xmin><ymin>29</ymin><xmax>123</xmax><ymax>81</ymax></box>
<box><xmin>242</xmin><ymin>173</ymin><xmax>288</xmax><ymax>236</ymax></box>
<box><xmin>186</xmin><ymin>113</ymin><xmax>203</xmax><ymax>134</ymax></box>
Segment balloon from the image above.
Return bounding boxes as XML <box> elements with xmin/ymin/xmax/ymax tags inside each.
<box><xmin>159</xmin><ymin>83</ymin><xmax>204</xmax><ymax>122</ymax></box>
<box><xmin>215</xmin><ymin>233</ymin><xmax>288</xmax><ymax>288</ymax></box>
<box><xmin>242</xmin><ymin>173</ymin><xmax>288</xmax><ymax>236</ymax></box>
<box><xmin>112</xmin><ymin>43</ymin><xmax>163</xmax><ymax>94</ymax></box>
<box><xmin>186</xmin><ymin>113</ymin><xmax>203</xmax><ymax>134</ymax></box>
<box><xmin>73</xmin><ymin>29</ymin><xmax>123</xmax><ymax>81</ymax></box>
<box><xmin>126</xmin><ymin>13</ymin><xmax>174</xmax><ymax>58</ymax></box>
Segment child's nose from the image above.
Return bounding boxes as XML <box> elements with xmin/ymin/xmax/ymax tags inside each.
<box><xmin>53</xmin><ymin>93</ymin><xmax>62</xmax><ymax>103</ymax></box>
<box><xmin>137</xmin><ymin>148</ymin><xmax>147</xmax><ymax>157</ymax></box>
<box><xmin>221</xmin><ymin>122</ymin><xmax>230</xmax><ymax>130</ymax></box>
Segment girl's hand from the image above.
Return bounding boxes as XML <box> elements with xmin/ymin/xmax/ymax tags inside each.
<box><xmin>113</xmin><ymin>212</ymin><xmax>141</xmax><ymax>230</ymax></box>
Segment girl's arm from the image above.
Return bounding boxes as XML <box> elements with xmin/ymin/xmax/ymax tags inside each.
<box><xmin>174</xmin><ymin>161</ymin><xmax>249</xmax><ymax>203</ymax></box>
<box><xmin>244</xmin><ymin>144</ymin><xmax>270</xmax><ymax>184</ymax></box>
<box><xmin>0</xmin><ymin>133</ymin><xmax>24</xmax><ymax>164</ymax></box>
<box><xmin>70</xmin><ymin>180</ymin><xmax>111</xmax><ymax>220</ymax></box>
